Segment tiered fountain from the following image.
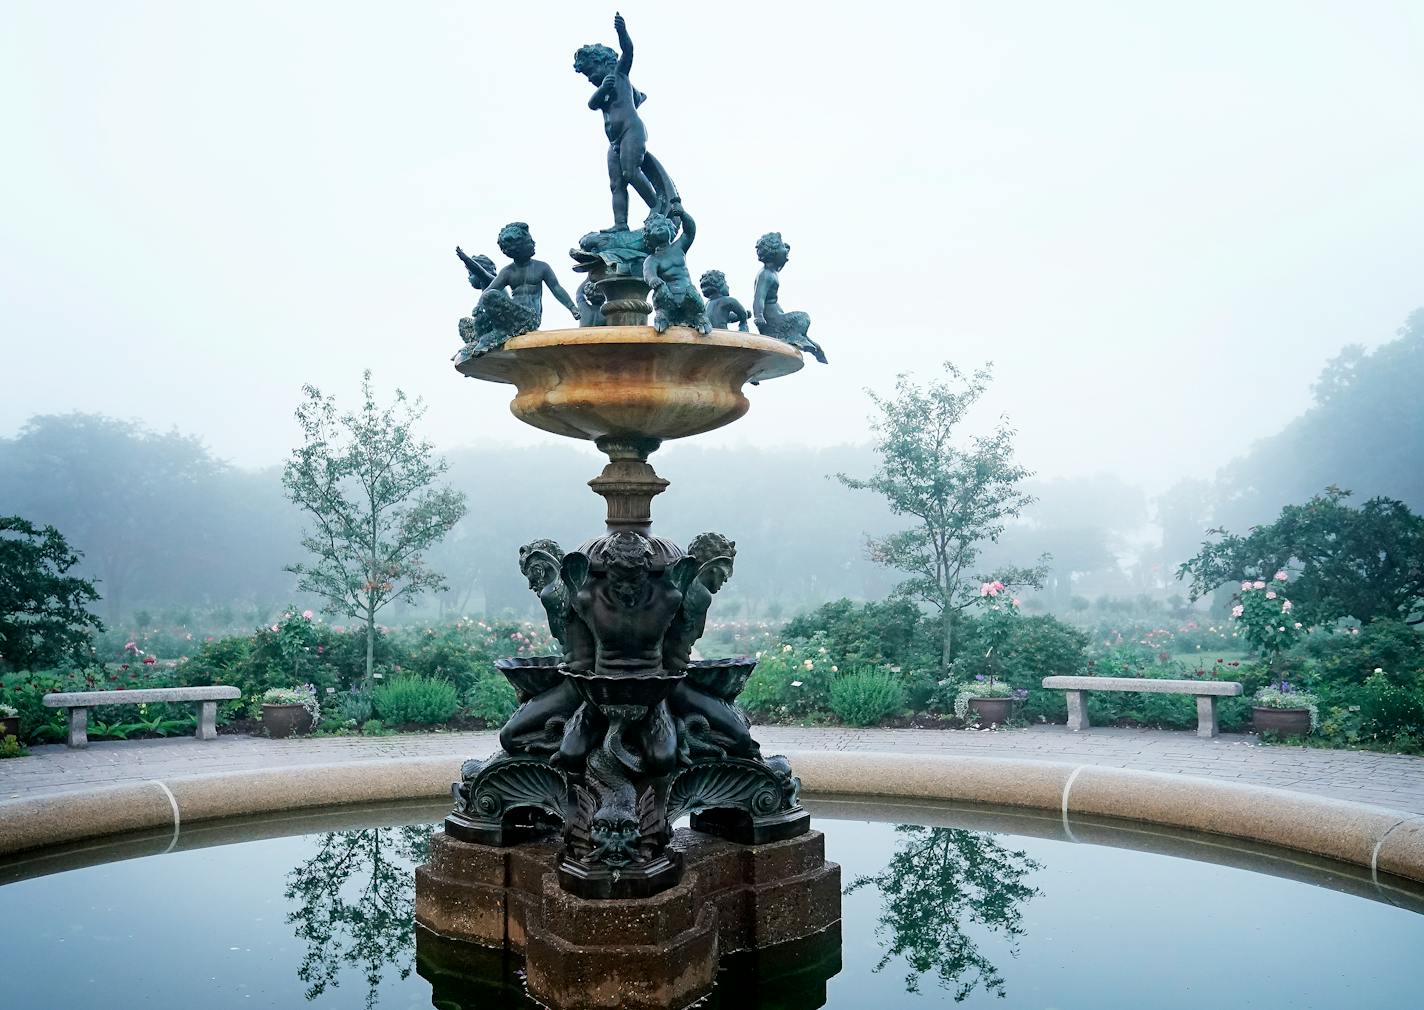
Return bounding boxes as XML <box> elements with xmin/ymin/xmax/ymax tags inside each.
<box><xmin>414</xmin><ymin>13</ymin><xmax>840</xmax><ymax>1010</ymax></box>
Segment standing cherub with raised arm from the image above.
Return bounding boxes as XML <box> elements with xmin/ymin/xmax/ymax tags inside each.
<box><xmin>574</xmin><ymin>12</ymin><xmax>679</xmax><ymax>231</ymax></box>
<box><xmin>643</xmin><ymin>205</ymin><xmax>710</xmax><ymax>335</ymax></box>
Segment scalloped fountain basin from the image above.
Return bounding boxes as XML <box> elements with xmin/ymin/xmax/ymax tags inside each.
<box><xmin>3</xmin><ymin>798</ymin><xmax>1421</xmax><ymax>1009</ymax></box>
<box><xmin>454</xmin><ymin>326</ymin><xmax>803</xmax><ymax>443</ymax></box>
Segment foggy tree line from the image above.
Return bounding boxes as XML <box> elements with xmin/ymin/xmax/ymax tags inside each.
<box><xmin>1</xmin><ymin>311</ymin><xmax>1418</xmax><ymax>625</ymax></box>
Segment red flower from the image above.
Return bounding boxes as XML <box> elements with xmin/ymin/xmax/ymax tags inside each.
<box><xmin>115</xmin><ymin>685</ymin><xmax>125</xmax><ymax>691</ymax></box>
<box><xmin>142</xmin><ymin>656</ymin><xmax>157</xmax><ymax>666</ymax></box>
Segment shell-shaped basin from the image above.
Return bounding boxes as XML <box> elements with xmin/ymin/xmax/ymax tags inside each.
<box><xmin>455</xmin><ymin>326</ymin><xmax>803</xmax><ymax>443</ymax></box>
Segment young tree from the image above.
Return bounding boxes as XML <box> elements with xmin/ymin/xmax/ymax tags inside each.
<box><xmin>837</xmin><ymin>363</ymin><xmax>1047</xmax><ymax>670</ymax></box>
<box><xmin>0</xmin><ymin>516</ymin><xmax>104</xmax><ymax>671</ymax></box>
<box><xmin>282</xmin><ymin>372</ymin><xmax>468</xmax><ymax>684</ymax></box>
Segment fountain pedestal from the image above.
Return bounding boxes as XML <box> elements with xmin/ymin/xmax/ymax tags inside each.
<box><xmin>423</xmin><ymin>324</ymin><xmax>840</xmax><ymax>1006</ymax></box>
<box><xmin>416</xmin><ymin>827</ymin><xmax>841</xmax><ymax>1010</ymax></box>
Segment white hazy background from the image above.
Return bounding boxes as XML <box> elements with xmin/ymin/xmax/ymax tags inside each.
<box><xmin>3</xmin><ymin>0</ymin><xmax>1421</xmax><ymax>490</ymax></box>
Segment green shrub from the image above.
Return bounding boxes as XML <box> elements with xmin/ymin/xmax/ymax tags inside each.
<box><xmin>335</xmin><ymin>689</ymin><xmax>374</xmax><ymax>725</ymax></box>
<box><xmin>465</xmin><ymin>676</ymin><xmax>518</xmax><ymax>724</ymax></box>
<box><xmin>362</xmin><ymin>719</ymin><xmax>385</xmax><ymax>735</ymax></box>
<box><xmin>953</xmin><ymin>614</ymin><xmax>1089</xmax><ymax>690</ymax></box>
<box><xmin>373</xmin><ymin>675</ymin><xmax>459</xmax><ymax>725</ymax></box>
<box><xmin>1301</xmin><ymin>621</ymin><xmax>1424</xmax><ymax>689</ymax></box>
<box><xmin>1356</xmin><ymin>672</ymin><xmax>1424</xmax><ymax>748</ymax></box>
<box><xmin>782</xmin><ymin>598</ymin><xmax>938</xmax><ymax>670</ymax></box>
<box><xmin>828</xmin><ymin>668</ymin><xmax>906</xmax><ymax>726</ymax></box>
<box><xmin>2</xmin><ymin>734</ymin><xmax>27</xmax><ymax>758</ymax></box>
<box><xmin>740</xmin><ymin>641</ymin><xmax>837</xmax><ymax>721</ymax></box>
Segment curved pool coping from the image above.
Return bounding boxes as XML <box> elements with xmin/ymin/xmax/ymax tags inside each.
<box><xmin>3</xmin><ymin>751</ymin><xmax>1422</xmax><ymax>885</ymax></box>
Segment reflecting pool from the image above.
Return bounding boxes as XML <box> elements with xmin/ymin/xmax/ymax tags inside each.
<box><xmin>3</xmin><ymin>797</ymin><xmax>1422</xmax><ymax>1008</ymax></box>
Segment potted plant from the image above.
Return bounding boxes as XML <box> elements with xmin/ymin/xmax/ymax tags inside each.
<box><xmin>1251</xmin><ymin>682</ymin><xmax>1317</xmax><ymax>738</ymax></box>
<box><xmin>262</xmin><ymin>685</ymin><xmax>320</xmax><ymax>738</ymax></box>
<box><xmin>954</xmin><ymin>677</ymin><xmax>1018</xmax><ymax>726</ymax></box>
<box><xmin>0</xmin><ymin>702</ymin><xmax>19</xmax><ymax>741</ymax></box>
<box><xmin>1230</xmin><ymin>570</ymin><xmax>1312</xmax><ymax>736</ymax></box>
<box><xmin>952</xmin><ymin>581</ymin><xmax>1026</xmax><ymax>727</ymax></box>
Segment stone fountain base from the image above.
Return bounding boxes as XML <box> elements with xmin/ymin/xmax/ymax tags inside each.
<box><xmin>415</xmin><ymin>827</ymin><xmax>841</xmax><ymax>1010</ymax></box>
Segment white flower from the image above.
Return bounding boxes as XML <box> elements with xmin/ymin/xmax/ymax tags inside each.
<box><xmin>1375</xmin><ymin>667</ymin><xmax>1384</xmax><ymax>673</ymax></box>
<box><xmin>802</xmin><ymin>659</ymin><xmax>814</xmax><ymax>670</ymax></box>
<box><xmin>831</xmin><ymin>666</ymin><xmax>839</xmax><ymax>673</ymax></box>
<box><xmin>782</xmin><ymin>644</ymin><xmax>793</xmax><ymax>653</ymax></box>
<box><xmin>818</xmin><ymin>647</ymin><xmax>828</xmax><ymax>655</ymax></box>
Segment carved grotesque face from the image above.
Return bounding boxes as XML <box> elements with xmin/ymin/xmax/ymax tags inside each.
<box><xmin>525</xmin><ymin>560</ymin><xmax>555</xmax><ymax>592</ymax></box>
<box><xmin>590</xmin><ymin>815</ymin><xmax>641</xmax><ymax>865</ymax></box>
<box><xmin>582</xmin><ymin>280</ymin><xmax>605</xmax><ymax>306</ymax></box>
<box><xmin>601</xmin><ymin>531</ymin><xmax>654</xmax><ymax>607</ymax></box>
<box><xmin>700</xmin><ymin>560</ymin><xmax>732</xmax><ymax>594</ymax></box>
<box><xmin>607</xmin><ymin>562</ymin><xmax>648</xmax><ymax>607</ymax></box>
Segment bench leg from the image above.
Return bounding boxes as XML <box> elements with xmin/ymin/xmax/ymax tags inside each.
<box><xmin>1196</xmin><ymin>696</ymin><xmax>1220</xmax><ymax>738</ymax></box>
<box><xmin>67</xmin><ymin>707</ymin><xmax>89</xmax><ymax>748</ymax></box>
<box><xmin>197</xmin><ymin>701</ymin><xmax>219</xmax><ymax>741</ymax></box>
<box><xmin>1065</xmin><ymin>691</ymin><xmax>1089</xmax><ymax>732</ymax></box>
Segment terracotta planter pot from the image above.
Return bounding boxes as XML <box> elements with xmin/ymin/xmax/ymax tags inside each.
<box><xmin>1</xmin><ymin>715</ymin><xmax>19</xmax><ymax>740</ymax></box>
<box><xmin>1253</xmin><ymin>706</ymin><xmax>1312</xmax><ymax>737</ymax></box>
<box><xmin>967</xmin><ymin>696</ymin><xmax>1014</xmax><ymax>727</ymax></box>
<box><xmin>262</xmin><ymin>703</ymin><xmax>313</xmax><ymax>739</ymax></box>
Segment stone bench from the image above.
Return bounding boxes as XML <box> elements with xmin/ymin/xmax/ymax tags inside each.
<box><xmin>1041</xmin><ymin>676</ymin><xmax>1243</xmax><ymax>738</ymax></box>
<box><xmin>43</xmin><ymin>686</ymin><xmax>241</xmax><ymax>748</ymax></box>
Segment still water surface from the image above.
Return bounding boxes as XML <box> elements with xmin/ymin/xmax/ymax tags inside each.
<box><xmin>3</xmin><ymin>800</ymin><xmax>1422</xmax><ymax>1009</ymax></box>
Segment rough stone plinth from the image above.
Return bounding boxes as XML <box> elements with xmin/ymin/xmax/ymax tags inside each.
<box><xmin>415</xmin><ymin>826</ymin><xmax>841</xmax><ymax>1010</ymax></box>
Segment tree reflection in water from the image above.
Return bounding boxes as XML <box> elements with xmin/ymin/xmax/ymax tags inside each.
<box><xmin>846</xmin><ymin>826</ymin><xmax>1042</xmax><ymax>1001</ymax></box>
<box><xmin>284</xmin><ymin>823</ymin><xmax>436</xmax><ymax>1008</ymax></box>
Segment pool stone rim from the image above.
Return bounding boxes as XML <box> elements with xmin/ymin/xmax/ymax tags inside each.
<box><xmin>2</xmin><ymin>752</ymin><xmax>1422</xmax><ymax>884</ymax></box>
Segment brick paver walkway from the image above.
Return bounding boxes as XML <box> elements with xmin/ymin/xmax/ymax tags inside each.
<box><xmin>4</xmin><ymin>724</ymin><xmax>1423</xmax><ymax>813</ymax></box>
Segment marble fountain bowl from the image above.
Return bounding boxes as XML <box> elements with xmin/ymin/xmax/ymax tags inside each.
<box><xmin>455</xmin><ymin>325</ymin><xmax>804</xmax><ymax>444</ymax></box>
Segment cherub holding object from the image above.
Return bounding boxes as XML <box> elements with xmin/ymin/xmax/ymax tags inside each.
<box><xmin>574</xmin><ymin>12</ymin><xmax>680</xmax><ymax>230</ymax></box>
<box><xmin>753</xmin><ymin>231</ymin><xmax>827</xmax><ymax>364</ymax></box>
<box><xmin>576</xmin><ymin>279</ymin><xmax>606</xmax><ymax>327</ymax></box>
<box><xmin>643</xmin><ymin>206</ymin><xmax>710</xmax><ymax>334</ymax></box>
<box><xmin>698</xmin><ymin>271</ymin><xmax>750</xmax><ymax>332</ymax></box>
<box><xmin>454</xmin><ymin>222</ymin><xmax>578</xmax><ymax>358</ymax></box>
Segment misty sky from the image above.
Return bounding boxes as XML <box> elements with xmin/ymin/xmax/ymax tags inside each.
<box><xmin>3</xmin><ymin>1</ymin><xmax>1420</xmax><ymax>492</ymax></box>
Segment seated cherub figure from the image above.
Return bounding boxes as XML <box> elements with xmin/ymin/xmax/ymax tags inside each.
<box><xmin>454</xmin><ymin>222</ymin><xmax>579</xmax><ymax>360</ymax></box>
<box><xmin>698</xmin><ymin>270</ymin><xmax>750</xmax><ymax>332</ymax></box>
<box><xmin>642</xmin><ymin>207</ymin><xmax>711</xmax><ymax>335</ymax></box>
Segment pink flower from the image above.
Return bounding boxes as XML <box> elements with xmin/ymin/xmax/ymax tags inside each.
<box><xmin>124</xmin><ymin>641</ymin><xmax>139</xmax><ymax>654</ymax></box>
<box><xmin>302</xmin><ymin>609</ymin><xmax>314</xmax><ymax>621</ymax></box>
<box><xmin>1011</xmin><ymin>597</ymin><xmax>1021</xmax><ymax>608</ymax></box>
<box><xmin>1240</xmin><ymin>581</ymin><xmax>1252</xmax><ymax>592</ymax></box>
<box><xmin>1265</xmin><ymin>591</ymin><xmax>1277</xmax><ymax>600</ymax></box>
<box><xmin>1231</xmin><ymin>605</ymin><xmax>1244</xmax><ymax>617</ymax></box>
<box><xmin>1252</xmin><ymin>580</ymin><xmax>1266</xmax><ymax>590</ymax></box>
<box><xmin>1274</xmin><ymin>570</ymin><xmax>1288</xmax><ymax>582</ymax></box>
<box><xmin>271</xmin><ymin>624</ymin><xmax>280</xmax><ymax>633</ymax></box>
<box><xmin>1281</xmin><ymin>600</ymin><xmax>1292</xmax><ymax>612</ymax></box>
